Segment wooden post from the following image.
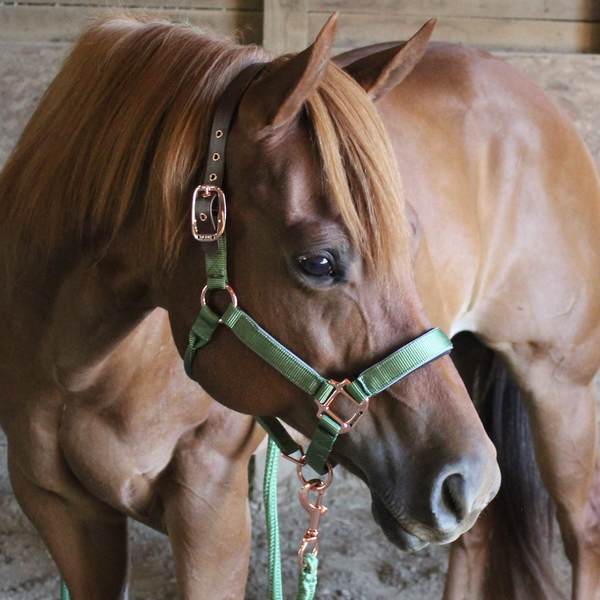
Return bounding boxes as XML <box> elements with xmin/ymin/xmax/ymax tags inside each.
<box><xmin>262</xmin><ymin>0</ymin><xmax>308</xmax><ymax>54</ymax></box>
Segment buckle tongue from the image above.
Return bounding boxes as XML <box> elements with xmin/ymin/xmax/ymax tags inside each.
<box><xmin>315</xmin><ymin>379</ymin><xmax>369</xmax><ymax>434</ymax></box>
<box><xmin>191</xmin><ymin>184</ymin><xmax>227</xmax><ymax>242</ymax></box>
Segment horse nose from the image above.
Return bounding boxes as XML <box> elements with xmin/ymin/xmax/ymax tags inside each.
<box><xmin>438</xmin><ymin>472</ymin><xmax>469</xmax><ymax>524</ymax></box>
<box><xmin>430</xmin><ymin>461</ymin><xmax>500</xmax><ymax>534</ymax></box>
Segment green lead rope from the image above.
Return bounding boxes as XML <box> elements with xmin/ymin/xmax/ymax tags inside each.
<box><xmin>265</xmin><ymin>437</ymin><xmax>319</xmax><ymax>600</ymax></box>
<box><xmin>60</xmin><ymin>579</ymin><xmax>70</xmax><ymax>600</ymax></box>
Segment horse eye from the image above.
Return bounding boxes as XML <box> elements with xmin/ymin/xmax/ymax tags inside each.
<box><xmin>297</xmin><ymin>253</ymin><xmax>335</xmax><ymax>277</ymax></box>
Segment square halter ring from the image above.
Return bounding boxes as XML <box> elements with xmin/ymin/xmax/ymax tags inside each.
<box><xmin>191</xmin><ymin>184</ymin><xmax>227</xmax><ymax>242</ymax></box>
<box><xmin>316</xmin><ymin>379</ymin><xmax>369</xmax><ymax>434</ymax></box>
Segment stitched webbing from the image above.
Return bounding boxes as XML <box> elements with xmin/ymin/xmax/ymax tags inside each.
<box><xmin>304</xmin><ymin>419</ymin><xmax>340</xmax><ymax>474</ymax></box>
<box><xmin>184</xmin><ymin>305</ymin><xmax>221</xmax><ymax>378</ymax></box>
<box><xmin>355</xmin><ymin>327</ymin><xmax>452</xmax><ymax>395</ymax></box>
<box><xmin>205</xmin><ymin>235</ymin><xmax>228</xmax><ymax>290</ymax></box>
<box><xmin>221</xmin><ymin>304</ymin><xmax>335</xmax><ymax>398</ymax></box>
<box><xmin>256</xmin><ymin>416</ymin><xmax>302</xmax><ymax>457</ymax></box>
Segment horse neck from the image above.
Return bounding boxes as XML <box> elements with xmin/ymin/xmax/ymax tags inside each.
<box><xmin>2</xmin><ymin>226</ymin><xmax>164</xmax><ymax>391</ymax></box>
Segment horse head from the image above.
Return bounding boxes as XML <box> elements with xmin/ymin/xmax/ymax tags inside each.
<box><xmin>167</xmin><ymin>15</ymin><xmax>500</xmax><ymax>551</ymax></box>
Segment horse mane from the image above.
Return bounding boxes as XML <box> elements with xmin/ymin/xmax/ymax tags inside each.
<box><xmin>0</xmin><ymin>15</ymin><xmax>269</xmax><ymax>281</ymax></box>
<box><xmin>0</xmin><ymin>14</ymin><xmax>408</xmax><ymax>286</ymax></box>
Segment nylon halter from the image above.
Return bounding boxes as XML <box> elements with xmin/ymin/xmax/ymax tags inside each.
<box><xmin>184</xmin><ymin>63</ymin><xmax>453</xmax><ymax>475</ymax></box>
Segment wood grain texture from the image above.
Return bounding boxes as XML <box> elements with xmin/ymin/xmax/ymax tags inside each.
<box><xmin>310</xmin><ymin>0</ymin><xmax>600</xmax><ymax>22</ymax></box>
<box><xmin>263</xmin><ymin>0</ymin><xmax>308</xmax><ymax>54</ymax></box>
<box><xmin>19</xmin><ymin>0</ymin><xmax>262</xmax><ymax>9</ymax></box>
<box><xmin>0</xmin><ymin>5</ymin><xmax>262</xmax><ymax>43</ymax></box>
<box><xmin>310</xmin><ymin>12</ymin><xmax>600</xmax><ymax>53</ymax></box>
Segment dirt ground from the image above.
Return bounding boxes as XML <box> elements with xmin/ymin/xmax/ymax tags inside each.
<box><xmin>0</xmin><ymin>44</ymin><xmax>599</xmax><ymax>600</ymax></box>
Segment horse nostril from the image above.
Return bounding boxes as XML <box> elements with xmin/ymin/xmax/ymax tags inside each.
<box><xmin>441</xmin><ymin>473</ymin><xmax>468</xmax><ymax>523</ymax></box>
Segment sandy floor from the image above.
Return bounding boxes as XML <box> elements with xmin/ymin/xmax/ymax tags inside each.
<box><xmin>0</xmin><ymin>45</ymin><xmax>599</xmax><ymax>599</ymax></box>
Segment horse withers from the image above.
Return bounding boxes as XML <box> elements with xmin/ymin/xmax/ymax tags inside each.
<box><xmin>2</xmin><ymin>11</ymin><xmax>566</xmax><ymax>600</ymax></box>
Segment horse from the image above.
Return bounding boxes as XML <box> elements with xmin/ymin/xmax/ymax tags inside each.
<box><xmin>0</xmin><ymin>12</ymin><xmax>500</xmax><ymax>599</ymax></box>
<box><xmin>0</xmin><ymin>9</ymin><xmax>592</xmax><ymax>600</ymax></box>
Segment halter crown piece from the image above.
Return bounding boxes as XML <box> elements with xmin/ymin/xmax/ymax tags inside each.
<box><xmin>184</xmin><ymin>63</ymin><xmax>453</xmax><ymax>600</ymax></box>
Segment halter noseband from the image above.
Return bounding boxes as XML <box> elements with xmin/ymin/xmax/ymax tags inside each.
<box><xmin>184</xmin><ymin>63</ymin><xmax>452</xmax><ymax>475</ymax></box>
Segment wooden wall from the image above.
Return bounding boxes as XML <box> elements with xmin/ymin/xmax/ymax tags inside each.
<box><xmin>0</xmin><ymin>0</ymin><xmax>599</xmax><ymax>52</ymax></box>
<box><xmin>0</xmin><ymin>0</ymin><xmax>262</xmax><ymax>44</ymax></box>
<box><xmin>264</xmin><ymin>0</ymin><xmax>600</xmax><ymax>54</ymax></box>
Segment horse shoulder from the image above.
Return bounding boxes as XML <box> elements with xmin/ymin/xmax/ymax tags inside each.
<box><xmin>370</xmin><ymin>42</ymin><xmax>600</xmax><ymax>373</ymax></box>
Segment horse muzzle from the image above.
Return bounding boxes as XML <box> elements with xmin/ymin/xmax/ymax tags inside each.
<box><xmin>370</xmin><ymin>458</ymin><xmax>501</xmax><ymax>551</ymax></box>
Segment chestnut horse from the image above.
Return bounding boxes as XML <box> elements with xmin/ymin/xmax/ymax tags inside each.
<box><xmin>0</xmin><ymin>11</ymin><xmax>594</xmax><ymax>600</ymax></box>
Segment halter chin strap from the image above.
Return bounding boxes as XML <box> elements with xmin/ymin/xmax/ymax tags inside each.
<box><xmin>184</xmin><ymin>63</ymin><xmax>453</xmax><ymax>475</ymax></box>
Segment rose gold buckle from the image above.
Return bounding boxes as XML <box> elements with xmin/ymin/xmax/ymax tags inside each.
<box><xmin>297</xmin><ymin>480</ymin><xmax>327</xmax><ymax>568</ymax></box>
<box><xmin>315</xmin><ymin>379</ymin><xmax>369</xmax><ymax>434</ymax></box>
<box><xmin>191</xmin><ymin>184</ymin><xmax>227</xmax><ymax>242</ymax></box>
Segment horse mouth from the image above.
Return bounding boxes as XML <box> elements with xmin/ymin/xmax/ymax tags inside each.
<box><xmin>370</xmin><ymin>493</ymin><xmax>430</xmax><ymax>553</ymax></box>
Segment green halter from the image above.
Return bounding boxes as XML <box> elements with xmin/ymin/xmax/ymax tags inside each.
<box><xmin>184</xmin><ymin>290</ymin><xmax>451</xmax><ymax>474</ymax></box>
<box><xmin>183</xmin><ymin>62</ymin><xmax>452</xmax><ymax>474</ymax></box>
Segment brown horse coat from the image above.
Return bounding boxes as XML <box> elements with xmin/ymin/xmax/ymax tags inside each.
<box><xmin>0</xmin><ymin>14</ymin><xmax>598</xmax><ymax>600</ymax></box>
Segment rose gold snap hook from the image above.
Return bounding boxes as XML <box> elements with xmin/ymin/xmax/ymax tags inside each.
<box><xmin>297</xmin><ymin>479</ymin><xmax>329</xmax><ymax>568</ymax></box>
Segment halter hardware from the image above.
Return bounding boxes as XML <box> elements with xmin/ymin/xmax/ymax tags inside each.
<box><xmin>200</xmin><ymin>283</ymin><xmax>237</xmax><ymax>321</ymax></box>
<box><xmin>282</xmin><ymin>446</ymin><xmax>333</xmax><ymax>567</ymax></box>
<box><xmin>297</xmin><ymin>480</ymin><xmax>328</xmax><ymax>568</ymax></box>
<box><xmin>316</xmin><ymin>379</ymin><xmax>368</xmax><ymax>434</ymax></box>
<box><xmin>191</xmin><ymin>184</ymin><xmax>227</xmax><ymax>242</ymax></box>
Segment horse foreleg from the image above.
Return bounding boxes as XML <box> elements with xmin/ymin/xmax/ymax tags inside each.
<box><xmin>160</xmin><ymin>430</ymin><xmax>256</xmax><ymax>600</ymax></box>
<box><xmin>501</xmin><ymin>348</ymin><xmax>600</xmax><ymax>600</ymax></box>
<box><xmin>568</xmin><ymin>458</ymin><xmax>600</xmax><ymax>599</ymax></box>
<box><xmin>528</xmin><ymin>383</ymin><xmax>599</xmax><ymax>600</ymax></box>
<box><xmin>443</xmin><ymin>509</ymin><xmax>493</xmax><ymax>600</ymax></box>
<box><xmin>8</xmin><ymin>452</ymin><xmax>129</xmax><ymax>600</ymax></box>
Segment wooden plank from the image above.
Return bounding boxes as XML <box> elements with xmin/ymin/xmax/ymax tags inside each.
<box><xmin>309</xmin><ymin>0</ymin><xmax>600</xmax><ymax>23</ymax></box>
<box><xmin>0</xmin><ymin>5</ymin><xmax>262</xmax><ymax>43</ymax></box>
<box><xmin>19</xmin><ymin>0</ymin><xmax>262</xmax><ymax>11</ymax></box>
<box><xmin>309</xmin><ymin>13</ymin><xmax>600</xmax><ymax>53</ymax></box>
<box><xmin>263</xmin><ymin>0</ymin><xmax>308</xmax><ymax>54</ymax></box>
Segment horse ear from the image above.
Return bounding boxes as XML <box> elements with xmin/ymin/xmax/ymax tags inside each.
<box><xmin>255</xmin><ymin>13</ymin><xmax>338</xmax><ymax>130</ymax></box>
<box><xmin>341</xmin><ymin>19</ymin><xmax>436</xmax><ymax>102</ymax></box>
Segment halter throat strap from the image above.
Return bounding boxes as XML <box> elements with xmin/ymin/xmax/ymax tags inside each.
<box><xmin>184</xmin><ymin>63</ymin><xmax>453</xmax><ymax>475</ymax></box>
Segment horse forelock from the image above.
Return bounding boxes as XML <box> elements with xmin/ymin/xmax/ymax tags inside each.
<box><xmin>306</xmin><ymin>63</ymin><xmax>410</xmax><ymax>287</ymax></box>
<box><xmin>0</xmin><ymin>14</ymin><xmax>270</xmax><ymax>281</ymax></box>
